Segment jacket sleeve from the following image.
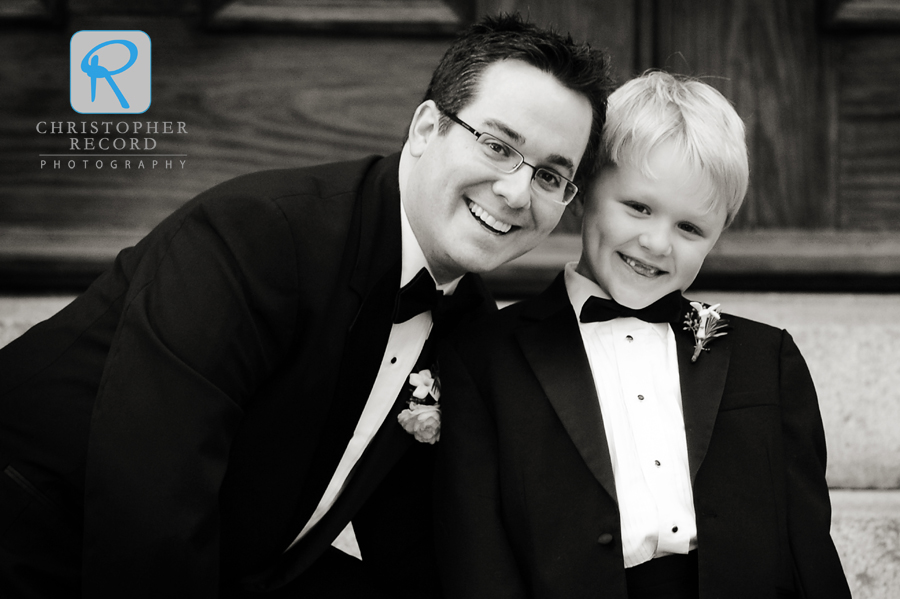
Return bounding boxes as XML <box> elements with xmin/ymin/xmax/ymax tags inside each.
<box><xmin>81</xmin><ymin>193</ymin><xmax>299</xmax><ymax>597</ymax></box>
<box><xmin>434</xmin><ymin>338</ymin><xmax>529</xmax><ymax>599</ymax></box>
<box><xmin>778</xmin><ymin>331</ymin><xmax>852</xmax><ymax>598</ymax></box>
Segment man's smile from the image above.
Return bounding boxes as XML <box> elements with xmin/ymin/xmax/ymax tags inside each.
<box><xmin>618</xmin><ymin>252</ymin><xmax>667</xmax><ymax>278</ymax></box>
<box><xmin>467</xmin><ymin>199</ymin><xmax>514</xmax><ymax>234</ymax></box>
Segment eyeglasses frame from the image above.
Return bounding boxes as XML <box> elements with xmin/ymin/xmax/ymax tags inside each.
<box><xmin>439</xmin><ymin>110</ymin><xmax>579</xmax><ymax>206</ymax></box>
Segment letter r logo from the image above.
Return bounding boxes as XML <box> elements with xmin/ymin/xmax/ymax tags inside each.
<box><xmin>71</xmin><ymin>30</ymin><xmax>151</xmax><ymax>114</ymax></box>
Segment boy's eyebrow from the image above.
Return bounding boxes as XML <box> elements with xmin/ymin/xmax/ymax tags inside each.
<box><xmin>483</xmin><ymin>118</ymin><xmax>577</xmax><ymax>176</ymax></box>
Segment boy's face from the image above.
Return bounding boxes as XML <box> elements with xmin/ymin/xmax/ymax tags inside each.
<box><xmin>576</xmin><ymin>141</ymin><xmax>727</xmax><ymax>309</ymax></box>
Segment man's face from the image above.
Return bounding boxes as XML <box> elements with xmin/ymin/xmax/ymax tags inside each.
<box><xmin>403</xmin><ymin>59</ymin><xmax>593</xmax><ymax>284</ymax></box>
<box><xmin>576</xmin><ymin>141</ymin><xmax>727</xmax><ymax>308</ymax></box>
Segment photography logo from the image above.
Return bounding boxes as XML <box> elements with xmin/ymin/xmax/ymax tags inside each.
<box><xmin>71</xmin><ymin>30</ymin><xmax>151</xmax><ymax>114</ymax></box>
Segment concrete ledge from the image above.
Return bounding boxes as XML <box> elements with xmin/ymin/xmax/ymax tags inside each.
<box><xmin>830</xmin><ymin>490</ymin><xmax>900</xmax><ymax>598</ymax></box>
<box><xmin>4</xmin><ymin>292</ymin><xmax>900</xmax><ymax>490</ymax></box>
<box><xmin>0</xmin><ymin>295</ymin><xmax>74</xmax><ymax>348</ymax></box>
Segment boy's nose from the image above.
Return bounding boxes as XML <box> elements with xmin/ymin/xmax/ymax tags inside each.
<box><xmin>493</xmin><ymin>167</ymin><xmax>533</xmax><ymax>210</ymax></box>
<box><xmin>638</xmin><ymin>229</ymin><xmax>673</xmax><ymax>257</ymax></box>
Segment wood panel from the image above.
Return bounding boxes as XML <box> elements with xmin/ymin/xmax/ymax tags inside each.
<box><xmin>837</xmin><ymin>33</ymin><xmax>900</xmax><ymax>229</ymax></box>
<box><xmin>652</xmin><ymin>0</ymin><xmax>835</xmax><ymax>231</ymax></box>
<box><xmin>2</xmin><ymin>1</ymin><xmax>899</xmax><ymax>293</ymax></box>
<box><xmin>0</xmin><ymin>16</ymin><xmax>449</xmax><ymax>241</ymax></box>
<box><xmin>479</xmin><ymin>0</ymin><xmax>636</xmax><ymax>85</ymax></box>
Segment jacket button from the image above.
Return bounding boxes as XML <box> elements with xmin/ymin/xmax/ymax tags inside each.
<box><xmin>597</xmin><ymin>533</ymin><xmax>614</xmax><ymax>545</ymax></box>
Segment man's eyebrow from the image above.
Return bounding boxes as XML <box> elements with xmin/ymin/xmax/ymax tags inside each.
<box><xmin>483</xmin><ymin>118</ymin><xmax>524</xmax><ymax>145</ymax></box>
<box><xmin>545</xmin><ymin>154</ymin><xmax>576</xmax><ymax>176</ymax></box>
<box><xmin>483</xmin><ymin>118</ymin><xmax>577</xmax><ymax>176</ymax></box>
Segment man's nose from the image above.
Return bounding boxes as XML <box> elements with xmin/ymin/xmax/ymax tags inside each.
<box><xmin>492</xmin><ymin>166</ymin><xmax>533</xmax><ymax>210</ymax></box>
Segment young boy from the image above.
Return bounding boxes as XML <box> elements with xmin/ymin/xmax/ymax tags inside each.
<box><xmin>434</xmin><ymin>71</ymin><xmax>851</xmax><ymax>599</ymax></box>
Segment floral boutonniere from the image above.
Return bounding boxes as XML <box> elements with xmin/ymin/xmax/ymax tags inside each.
<box><xmin>684</xmin><ymin>301</ymin><xmax>729</xmax><ymax>362</ymax></box>
<box><xmin>397</xmin><ymin>366</ymin><xmax>441</xmax><ymax>444</ymax></box>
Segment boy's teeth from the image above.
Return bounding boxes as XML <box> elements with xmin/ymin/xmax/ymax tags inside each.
<box><xmin>468</xmin><ymin>202</ymin><xmax>512</xmax><ymax>233</ymax></box>
<box><xmin>623</xmin><ymin>255</ymin><xmax>661</xmax><ymax>276</ymax></box>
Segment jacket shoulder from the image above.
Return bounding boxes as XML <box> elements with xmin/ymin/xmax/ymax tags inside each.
<box><xmin>199</xmin><ymin>155</ymin><xmax>381</xmax><ymax>205</ymax></box>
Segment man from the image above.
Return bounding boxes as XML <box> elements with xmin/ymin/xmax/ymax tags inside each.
<box><xmin>0</xmin><ymin>14</ymin><xmax>613</xmax><ymax>598</ymax></box>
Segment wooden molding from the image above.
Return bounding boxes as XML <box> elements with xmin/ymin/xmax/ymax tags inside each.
<box><xmin>3</xmin><ymin>228</ymin><xmax>900</xmax><ymax>294</ymax></box>
<box><xmin>827</xmin><ymin>0</ymin><xmax>900</xmax><ymax>28</ymax></box>
<box><xmin>204</xmin><ymin>0</ymin><xmax>469</xmax><ymax>34</ymax></box>
<box><xmin>485</xmin><ymin>231</ymin><xmax>900</xmax><ymax>297</ymax></box>
<box><xmin>0</xmin><ymin>0</ymin><xmax>61</xmax><ymax>22</ymax></box>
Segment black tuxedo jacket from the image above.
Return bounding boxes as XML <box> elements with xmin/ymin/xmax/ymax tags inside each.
<box><xmin>0</xmin><ymin>154</ymin><xmax>494</xmax><ymax>597</ymax></box>
<box><xmin>435</xmin><ymin>274</ymin><xmax>850</xmax><ymax>599</ymax></box>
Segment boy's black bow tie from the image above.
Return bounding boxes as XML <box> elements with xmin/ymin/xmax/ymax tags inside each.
<box><xmin>393</xmin><ymin>267</ymin><xmax>443</xmax><ymax>323</ymax></box>
<box><xmin>579</xmin><ymin>291</ymin><xmax>684</xmax><ymax>324</ymax></box>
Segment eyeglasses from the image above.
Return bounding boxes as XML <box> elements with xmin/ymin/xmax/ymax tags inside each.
<box><xmin>441</xmin><ymin>111</ymin><xmax>579</xmax><ymax>206</ymax></box>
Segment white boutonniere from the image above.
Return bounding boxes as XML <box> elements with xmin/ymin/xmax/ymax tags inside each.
<box><xmin>684</xmin><ymin>302</ymin><xmax>729</xmax><ymax>362</ymax></box>
<box><xmin>397</xmin><ymin>367</ymin><xmax>441</xmax><ymax>444</ymax></box>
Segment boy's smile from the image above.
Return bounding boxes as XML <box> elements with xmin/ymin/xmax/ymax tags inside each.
<box><xmin>576</xmin><ymin>141</ymin><xmax>727</xmax><ymax>309</ymax></box>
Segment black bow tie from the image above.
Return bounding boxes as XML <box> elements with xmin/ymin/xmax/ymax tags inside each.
<box><xmin>579</xmin><ymin>291</ymin><xmax>684</xmax><ymax>324</ymax></box>
<box><xmin>393</xmin><ymin>267</ymin><xmax>444</xmax><ymax>323</ymax></box>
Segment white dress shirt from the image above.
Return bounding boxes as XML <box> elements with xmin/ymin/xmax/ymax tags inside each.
<box><xmin>564</xmin><ymin>263</ymin><xmax>697</xmax><ymax>568</ymax></box>
<box><xmin>287</xmin><ymin>199</ymin><xmax>460</xmax><ymax>557</ymax></box>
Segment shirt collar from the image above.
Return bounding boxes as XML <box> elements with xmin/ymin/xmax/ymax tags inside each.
<box><xmin>564</xmin><ymin>261</ymin><xmax>604</xmax><ymax>317</ymax></box>
<box><xmin>399</xmin><ymin>197</ymin><xmax>461</xmax><ymax>295</ymax></box>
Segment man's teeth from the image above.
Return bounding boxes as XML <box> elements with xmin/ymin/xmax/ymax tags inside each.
<box><xmin>622</xmin><ymin>254</ymin><xmax>662</xmax><ymax>276</ymax></box>
<box><xmin>468</xmin><ymin>202</ymin><xmax>513</xmax><ymax>233</ymax></box>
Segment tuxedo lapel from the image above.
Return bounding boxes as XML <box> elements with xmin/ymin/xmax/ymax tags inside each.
<box><xmin>516</xmin><ymin>275</ymin><xmax>618</xmax><ymax>504</ymax></box>
<box><xmin>674</xmin><ymin>300</ymin><xmax>732</xmax><ymax>482</ymax></box>
<box><xmin>276</xmin><ymin>154</ymin><xmax>404</xmax><ymax>555</ymax></box>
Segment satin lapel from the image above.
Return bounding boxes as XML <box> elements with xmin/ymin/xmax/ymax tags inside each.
<box><xmin>279</xmin><ymin>154</ymin><xmax>403</xmax><ymax>552</ymax></box>
<box><xmin>348</xmin><ymin>154</ymin><xmax>402</xmax><ymax>303</ymax></box>
<box><xmin>674</xmin><ymin>302</ymin><xmax>732</xmax><ymax>483</ymax></box>
<box><xmin>516</xmin><ymin>277</ymin><xmax>617</xmax><ymax>504</ymax></box>
<box><xmin>251</xmin><ymin>394</ymin><xmax>417</xmax><ymax>591</ymax></box>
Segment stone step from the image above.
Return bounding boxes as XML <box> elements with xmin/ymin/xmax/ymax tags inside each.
<box><xmin>830</xmin><ymin>489</ymin><xmax>900</xmax><ymax>598</ymax></box>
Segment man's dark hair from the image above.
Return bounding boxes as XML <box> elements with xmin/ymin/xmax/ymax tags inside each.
<box><xmin>422</xmin><ymin>13</ymin><xmax>615</xmax><ymax>183</ymax></box>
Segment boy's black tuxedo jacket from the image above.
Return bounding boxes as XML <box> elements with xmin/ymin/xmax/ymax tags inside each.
<box><xmin>435</xmin><ymin>273</ymin><xmax>850</xmax><ymax>599</ymax></box>
<box><xmin>0</xmin><ymin>154</ymin><xmax>493</xmax><ymax>597</ymax></box>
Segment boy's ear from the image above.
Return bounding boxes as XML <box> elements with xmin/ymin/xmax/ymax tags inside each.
<box><xmin>567</xmin><ymin>194</ymin><xmax>585</xmax><ymax>220</ymax></box>
<box><xmin>407</xmin><ymin>100</ymin><xmax>441</xmax><ymax>158</ymax></box>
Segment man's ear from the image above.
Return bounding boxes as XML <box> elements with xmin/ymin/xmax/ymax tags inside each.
<box><xmin>407</xmin><ymin>100</ymin><xmax>441</xmax><ymax>158</ymax></box>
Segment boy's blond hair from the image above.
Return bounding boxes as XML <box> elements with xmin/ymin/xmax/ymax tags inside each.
<box><xmin>599</xmin><ymin>71</ymin><xmax>749</xmax><ymax>227</ymax></box>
